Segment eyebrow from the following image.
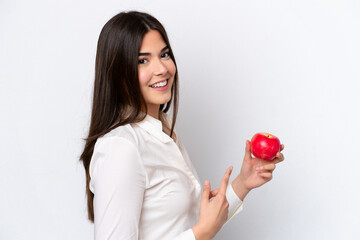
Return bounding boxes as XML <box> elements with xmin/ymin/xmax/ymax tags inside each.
<box><xmin>139</xmin><ymin>46</ymin><xmax>169</xmax><ymax>56</ymax></box>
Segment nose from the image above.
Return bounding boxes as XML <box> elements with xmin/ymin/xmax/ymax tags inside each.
<box><xmin>153</xmin><ymin>58</ymin><xmax>168</xmax><ymax>76</ymax></box>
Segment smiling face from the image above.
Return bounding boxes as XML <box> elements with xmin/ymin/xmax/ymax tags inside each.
<box><xmin>138</xmin><ymin>30</ymin><xmax>176</xmax><ymax>119</ymax></box>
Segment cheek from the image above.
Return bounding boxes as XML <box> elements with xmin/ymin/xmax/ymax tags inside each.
<box><xmin>138</xmin><ymin>70</ymin><xmax>150</xmax><ymax>87</ymax></box>
<box><xmin>168</xmin><ymin>61</ymin><xmax>177</xmax><ymax>77</ymax></box>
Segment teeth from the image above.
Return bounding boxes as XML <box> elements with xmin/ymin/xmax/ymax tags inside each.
<box><xmin>150</xmin><ymin>80</ymin><xmax>167</xmax><ymax>88</ymax></box>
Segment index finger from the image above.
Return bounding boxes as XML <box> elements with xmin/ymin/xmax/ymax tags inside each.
<box><xmin>219</xmin><ymin>166</ymin><xmax>233</xmax><ymax>195</ymax></box>
<box><xmin>280</xmin><ymin>144</ymin><xmax>285</xmax><ymax>151</ymax></box>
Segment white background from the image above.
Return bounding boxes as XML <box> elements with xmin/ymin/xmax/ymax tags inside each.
<box><xmin>1</xmin><ymin>0</ymin><xmax>359</xmax><ymax>239</ymax></box>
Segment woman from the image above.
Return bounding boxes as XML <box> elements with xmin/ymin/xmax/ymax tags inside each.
<box><xmin>80</xmin><ymin>11</ymin><xmax>284</xmax><ymax>240</ymax></box>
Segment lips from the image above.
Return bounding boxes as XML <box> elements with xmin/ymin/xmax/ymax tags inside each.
<box><xmin>149</xmin><ymin>79</ymin><xmax>168</xmax><ymax>88</ymax></box>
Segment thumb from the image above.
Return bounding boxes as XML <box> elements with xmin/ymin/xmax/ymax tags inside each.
<box><xmin>209</xmin><ymin>189</ymin><xmax>219</xmax><ymax>199</ymax></box>
<box><xmin>244</xmin><ymin>140</ymin><xmax>252</xmax><ymax>160</ymax></box>
<box><xmin>201</xmin><ymin>180</ymin><xmax>211</xmax><ymax>204</ymax></box>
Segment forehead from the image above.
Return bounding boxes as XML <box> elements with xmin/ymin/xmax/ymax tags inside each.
<box><xmin>139</xmin><ymin>30</ymin><xmax>166</xmax><ymax>52</ymax></box>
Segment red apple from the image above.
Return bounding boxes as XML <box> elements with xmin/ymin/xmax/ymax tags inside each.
<box><xmin>251</xmin><ymin>132</ymin><xmax>280</xmax><ymax>161</ymax></box>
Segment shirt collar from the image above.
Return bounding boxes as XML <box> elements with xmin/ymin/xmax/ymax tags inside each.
<box><xmin>135</xmin><ymin>113</ymin><xmax>173</xmax><ymax>143</ymax></box>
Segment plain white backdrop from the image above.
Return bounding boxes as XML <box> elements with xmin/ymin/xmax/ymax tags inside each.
<box><xmin>1</xmin><ymin>0</ymin><xmax>359</xmax><ymax>239</ymax></box>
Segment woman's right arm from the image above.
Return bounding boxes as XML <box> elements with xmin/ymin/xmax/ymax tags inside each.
<box><xmin>90</xmin><ymin>136</ymin><xmax>147</xmax><ymax>240</ymax></box>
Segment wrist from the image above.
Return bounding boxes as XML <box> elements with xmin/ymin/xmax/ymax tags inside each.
<box><xmin>231</xmin><ymin>175</ymin><xmax>251</xmax><ymax>201</ymax></box>
<box><xmin>192</xmin><ymin>224</ymin><xmax>211</xmax><ymax>240</ymax></box>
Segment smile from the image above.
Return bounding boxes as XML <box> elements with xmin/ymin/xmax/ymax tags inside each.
<box><xmin>149</xmin><ymin>79</ymin><xmax>168</xmax><ymax>88</ymax></box>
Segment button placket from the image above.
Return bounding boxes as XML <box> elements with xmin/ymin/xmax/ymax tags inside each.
<box><xmin>169</xmin><ymin>141</ymin><xmax>200</xmax><ymax>188</ymax></box>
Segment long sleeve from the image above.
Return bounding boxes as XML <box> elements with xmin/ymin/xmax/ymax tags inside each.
<box><xmin>90</xmin><ymin>136</ymin><xmax>147</xmax><ymax>240</ymax></box>
<box><xmin>225</xmin><ymin>184</ymin><xmax>243</xmax><ymax>224</ymax></box>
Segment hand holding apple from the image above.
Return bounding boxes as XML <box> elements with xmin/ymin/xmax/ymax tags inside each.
<box><xmin>230</xmin><ymin>136</ymin><xmax>285</xmax><ymax>201</ymax></box>
<box><xmin>251</xmin><ymin>133</ymin><xmax>281</xmax><ymax>161</ymax></box>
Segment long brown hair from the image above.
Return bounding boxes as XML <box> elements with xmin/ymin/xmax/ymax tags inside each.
<box><xmin>79</xmin><ymin>11</ymin><xmax>179</xmax><ymax>222</ymax></box>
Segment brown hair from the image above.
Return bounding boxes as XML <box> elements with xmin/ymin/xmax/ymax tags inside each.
<box><xmin>79</xmin><ymin>11</ymin><xmax>179</xmax><ymax>222</ymax></box>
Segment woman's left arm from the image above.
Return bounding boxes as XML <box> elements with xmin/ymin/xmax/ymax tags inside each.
<box><xmin>231</xmin><ymin>140</ymin><xmax>285</xmax><ymax>201</ymax></box>
<box><xmin>209</xmin><ymin>140</ymin><xmax>285</xmax><ymax>223</ymax></box>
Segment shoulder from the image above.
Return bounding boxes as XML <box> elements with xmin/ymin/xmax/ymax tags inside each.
<box><xmin>92</xmin><ymin>124</ymin><xmax>141</xmax><ymax>164</ymax></box>
<box><xmin>90</xmin><ymin>124</ymin><xmax>146</xmax><ymax>191</ymax></box>
<box><xmin>98</xmin><ymin>124</ymin><xmax>139</xmax><ymax>147</ymax></box>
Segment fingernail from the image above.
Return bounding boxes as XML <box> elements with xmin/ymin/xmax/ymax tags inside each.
<box><xmin>256</xmin><ymin>167</ymin><xmax>260</xmax><ymax>171</ymax></box>
<box><xmin>204</xmin><ymin>180</ymin><xmax>209</xmax><ymax>186</ymax></box>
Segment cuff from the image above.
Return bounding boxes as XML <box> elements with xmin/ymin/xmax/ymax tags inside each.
<box><xmin>173</xmin><ymin>229</ymin><xmax>196</xmax><ymax>240</ymax></box>
<box><xmin>225</xmin><ymin>184</ymin><xmax>244</xmax><ymax>222</ymax></box>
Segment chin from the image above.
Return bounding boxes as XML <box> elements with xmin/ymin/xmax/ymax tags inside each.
<box><xmin>158</xmin><ymin>99</ymin><xmax>171</xmax><ymax>106</ymax></box>
<box><xmin>146</xmin><ymin>91</ymin><xmax>172</xmax><ymax>106</ymax></box>
<box><xmin>159</xmin><ymin>93</ymin><xmax>172</xmax><ymax>104</ymax></box>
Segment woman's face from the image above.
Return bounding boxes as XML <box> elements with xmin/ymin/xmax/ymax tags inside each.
<box><xmin>138</xmin><ymin>30</ymin><xmax>176</xmax><ymax>116</ymax></box>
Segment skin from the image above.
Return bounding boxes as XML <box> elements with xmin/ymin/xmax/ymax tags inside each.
<box><xmin>138</xmin><ymin>30</ymin><xmax>176</xmax><ymax>119</ymax></box>
<box><xmin>138</xmin><ymin>30</ymin><xmax>285</xmax><ymax>240</ymax></box>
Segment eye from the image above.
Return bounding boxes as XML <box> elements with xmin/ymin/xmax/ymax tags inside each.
<box><xmin>138</xmin><ymin>58</ymin><xmax>148</xmax><ymax>64</ymax></box>
<box><xmin>161</xmin><ymin>51</ymin><xmax>171</xmax><ymax>58</ymax></box>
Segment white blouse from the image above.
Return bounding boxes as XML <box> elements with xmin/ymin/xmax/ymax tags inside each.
<box><xmin>89</xmin><ymin>113</ymin><xmax>243</xmax><ymax>240</ymax></box>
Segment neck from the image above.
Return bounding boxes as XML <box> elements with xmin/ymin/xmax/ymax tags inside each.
<box><xmin>145</xmin><ymin>104</ymin><xmax>160</xmax><ymax>120</ymax></box>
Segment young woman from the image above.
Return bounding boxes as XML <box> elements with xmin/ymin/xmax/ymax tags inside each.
<box><xmin>80</xmin><ymin>11</ymin><xmax>284</xmax><ymax>240</ymax></box>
